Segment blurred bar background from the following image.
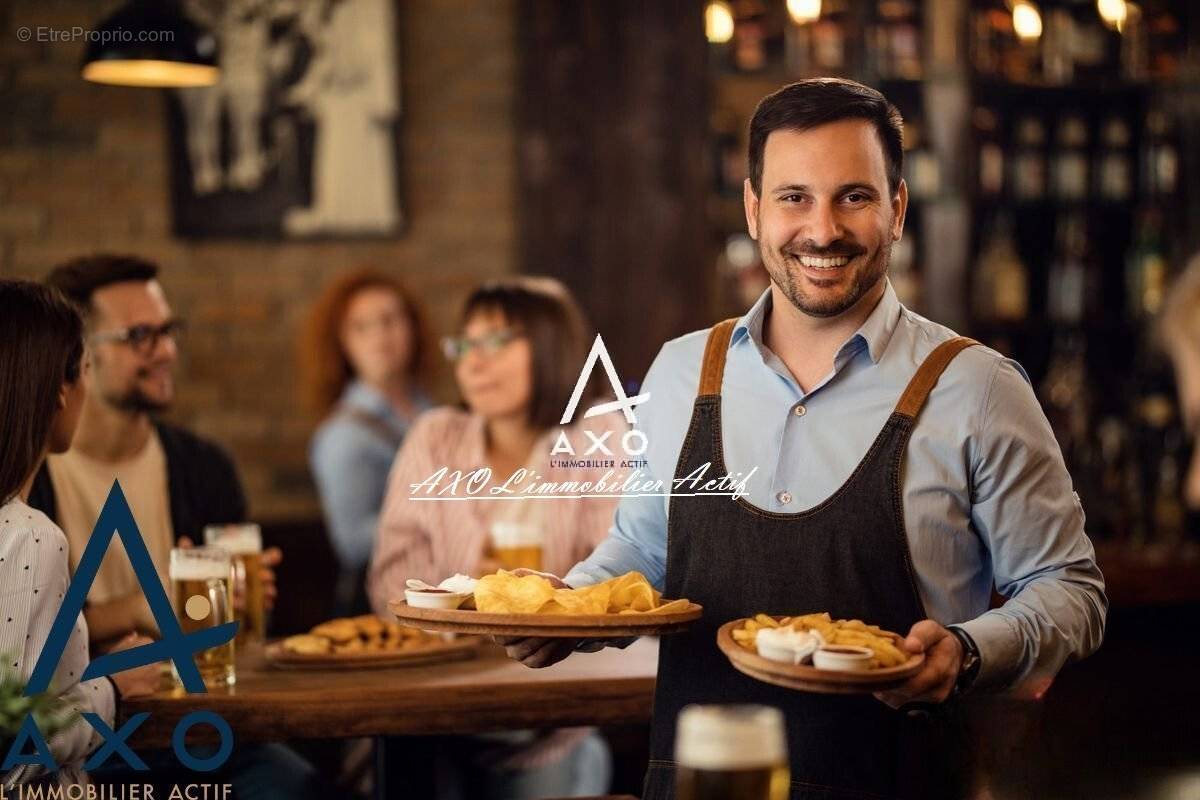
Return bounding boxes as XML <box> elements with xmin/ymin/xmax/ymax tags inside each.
<box><xmin>1</xmin><ymin>1</ymin><xmax>1198</xmax><ymax>794</ymax></box>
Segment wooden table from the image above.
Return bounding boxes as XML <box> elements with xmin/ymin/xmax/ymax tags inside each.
<box><xmin>123</xmin><ymin>638</ymin><xmax>659</xmax><ymax>749</ymax></box>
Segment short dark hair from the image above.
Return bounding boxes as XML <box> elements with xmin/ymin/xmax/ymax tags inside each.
<box><xmin>45</xmin><ymin>253</ymin><xmax>160</xmax><ymax>316</ymax></box>
<box><xmin>0</xmin><ymin>280</ymin><xmax>84</xmax><ymax>504</ymax></box>
<box><xmin>748</xmin><ymin>78</ymin><xmax>905</xmax><ymax>198</ymax></box>
<box><xmin>459</xmin><ymin>277</ymin><xmax>595</xmax><ymax>431</ymax></box>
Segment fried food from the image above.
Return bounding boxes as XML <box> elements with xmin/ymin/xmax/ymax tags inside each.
<box><xmin>733</xmin><ymin>612</ymin><xmax>909</xmax><ymax>670</ymax></box>
<box><xmin>281</xmin><ymin>634</ymin><xmax>331</xmax><ymax>655</ymax></box>
<box><xmin>473</xmin><ymin>570</ymin><xmax>689</xmax><ymax>616</ymax></box>
<box><xmin>282</xmin><ymin>615</ymin><xmax>438</xmax><ymax>656</ymax></box>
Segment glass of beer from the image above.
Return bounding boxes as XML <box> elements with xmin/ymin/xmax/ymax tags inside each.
<box><xmin>675</xmin><ymin>705</ymin><xmax>790</xmax><ymax>800</ymax></box>
<box><xmin>490</xmin><ymin>521</ymin><xmax>542</xmax><ymax>571</ymax></box>
<box><xmin>204</xmin><ymin>523</ymin><xmax>266</xmax><ymax>645</ymax></box>
<box><xmin>170</xmin><ymin>547</ymin><xmax>236</xmax><ymax>689</ymax></box>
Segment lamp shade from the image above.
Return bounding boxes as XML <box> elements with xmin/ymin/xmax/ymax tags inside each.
<box><xmin>81</xmin><ymin>0</ymin><xmax>218</xmax><ymax>88</ymax></box>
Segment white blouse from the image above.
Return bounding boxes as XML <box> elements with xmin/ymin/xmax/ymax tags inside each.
<box><xmin>1</xmin><ymin>497</ymin><xmax>115</xmax><ymax>785</ymax></box>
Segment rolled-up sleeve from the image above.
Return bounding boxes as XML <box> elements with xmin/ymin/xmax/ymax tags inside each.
<box><xmin>960</xmin><ymin>359</ymin><xmax>1108</xmax><ymax>691</ymax></box>
<box><xmin>565</xmin><ymin>351</ymin><xmax>674</xmax><ymax>592</ymax></box>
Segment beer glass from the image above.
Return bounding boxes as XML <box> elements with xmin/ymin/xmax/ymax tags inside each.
<box><xmin>170</xmin><ymin>547</ymin><xmax>236</xmax><ymax>688</ymax></box>
<box><xmin>204</xmin><ymin>523</ymin><xmax>266</xmax><ymax>645</ymax></box>
<box><xmin>490</xmin><ymin>521</ymin><xmax>543</xmax><ymax>571</ymax></box>
<box><xmin>675</xmin><ymin>705</ymin><xmax>790</xmax><ymax>800</ymax></box>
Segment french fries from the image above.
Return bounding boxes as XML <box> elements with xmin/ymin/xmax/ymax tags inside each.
<box><xmin>732</xmin><ymin>612</ymin><xmax>909</xmax><ymax>669</ymax></box>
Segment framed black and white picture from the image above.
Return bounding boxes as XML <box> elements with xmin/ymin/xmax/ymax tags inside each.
<box><xmin>167</xmin><ymin>0</ymin><xmax>403</xmax><ymax>239</ymax></box>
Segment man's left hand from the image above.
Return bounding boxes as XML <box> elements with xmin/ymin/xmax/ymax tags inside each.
<box><xmin>260</xmin><ymin>546</ymin><xmax>281</xmax><ymax>610</ymax></box>
<box><xmin>873</xmin><ymin>619</ymin><xmax>963</xmax><ymax>709</ymax></box>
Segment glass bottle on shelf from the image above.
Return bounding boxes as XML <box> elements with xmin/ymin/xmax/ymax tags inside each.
<box><xmin>1153</xmin><ymin>439</ymin><xmax>1186</xmax><ymax>543</ymax></box>
<box><xmin>1126</xmin><ymin>208</ymin><xmax>1168</xmax><ymax>319</ymax></box>
<box><xmin>1041</xmin><ymin>7</ymin><xmax>1075</xmax><ymax>85</ymax></box>
<box><xmin>874</xmin><ymin>0</ymin><xmax>922</xmax><ymax>80</ymax></box>
<box><xmin>974</xmin><ymin>107</ymin><xmax>1005</xmax><ymax>197</ymax></box>
<box><xmin>1011</xmin><ymin>116</ymin><xmax>1047</xmax><ymax>202</ymax></box>
<box><xmin>973</xmin><ymin>214</ymin><xmax>1029</xmax><ymax>323</ymax></box>
<box><xmin>970</xmin><ymin>4</ymin><xmax>1003</xmax><ymax>78</ymax></box>
<box><xmin>1040</xmin><ymin>332</ymin><xmax>1092</xmax><ymax>473</ymax></box>
<box><xmin>1120</xmin><ymin>1</ymin><xmax>1148</xmax><ymax>80</ymax></box>
<box><xmin>1096</xmin><ymin>117</ymin><xmax>1133</xmax><ymax>203</ymax></box>
<box><xmin>1140</xmin><ymin>111</ymin><xmax>1179</xmax><ymax>198</ymax></box>
<box><xmin>903</xmin><ymin>119</ymin><xmax>940</xmax><ymax>201</ymax></box>
<box><xmin>1051</xmin><ymin>114</ymin><xmax>1090</xmax><ymax>202</ymax></box>
<box><xmin>1048</xmin><ymin>213</ymin><xmax>1099</xmax><ymax>325</ymax></box>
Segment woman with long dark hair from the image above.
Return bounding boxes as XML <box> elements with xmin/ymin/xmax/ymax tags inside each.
<box><xmin>0</xmin><ymin>280</ymin><xmax>159</xmax><ymax>787</ymax></box>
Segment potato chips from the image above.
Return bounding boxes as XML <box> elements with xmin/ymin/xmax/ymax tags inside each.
<box><xmin>473</xmin><ymin>570</ymin><xmax>688</xmax><ymax>616</ymax></box>
<box><xmin>732</xmin><ymin>612</ymin><xmax>909</xmax><ymax>669</ymax></box>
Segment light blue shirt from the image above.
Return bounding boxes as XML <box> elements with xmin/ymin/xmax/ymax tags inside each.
<box><xmin>310</xmin><ymin>381</ymin><xmax>431</xmax><ymax>569</ymax></box>
<box><xmin>567</xmin><ymin>281</ymin><xmax>1107</xmax><ymax>690</ymax></box>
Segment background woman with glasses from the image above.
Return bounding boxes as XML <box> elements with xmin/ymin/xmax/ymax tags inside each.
<box><xmin>369</xmin><ymin>276</ymin><xmax>622</xmax><ymax>798</ymax></box>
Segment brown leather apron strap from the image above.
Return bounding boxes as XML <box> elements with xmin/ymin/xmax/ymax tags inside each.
<box><xmin>893</xmin><ymin>336</ymin><xmax>980</xmax><ymax>419</ymax></box>
<box><xmin>697</xmin><ymin>318</ymin><xmax>739</xmax><ymax>397</ymax></box>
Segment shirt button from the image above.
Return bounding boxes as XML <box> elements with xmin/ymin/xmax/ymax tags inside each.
<box><xmin>777</xmin><ymin>490</ymin><xmax>793</xmax><ymax>505</ymax></box>
<box><xmin>794</xmin><ymin>404</ymin><xmax>807</xmax><ymax>417</ymax></box>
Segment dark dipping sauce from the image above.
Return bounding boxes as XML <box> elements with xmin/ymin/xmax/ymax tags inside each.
<box><xmin>819</xmin><ymin>646</ymin><xmax>870</xmax><ymax>655</ymax></box>
<box><xmin>414</xmin><ymin>588</ymin><xmax>452</xmax><ymax>594</ymax></box>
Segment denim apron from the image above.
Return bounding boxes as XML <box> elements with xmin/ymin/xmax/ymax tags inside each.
<box><xmin>642</xmin><ymin>319</ymin><xmax>977</xmax><ymax>800</ymax></box>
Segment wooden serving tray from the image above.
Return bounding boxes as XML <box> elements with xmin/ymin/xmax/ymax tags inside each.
<box><xmin>389</xmin><ymin>600</ymin><xmax>703</xmax><ymax>638</ymax></box>
<box><xmin>717</xmin><ymin>619</ymin><xmax>924</xmax><ymax>695</ymax></box>
<box><xmin>264</xmin><ymin>635</ymin><xmax>481</xmax><ymax>671</ymax></box>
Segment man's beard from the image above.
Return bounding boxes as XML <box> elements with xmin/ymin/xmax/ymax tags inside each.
<box><xmin>107</xmin><ymin>387</ymin><xmax>171</xmax><ymax>413</ymax></box>
<box><xmin>762</xmin><ymin>234</ymin><xmax>891</xmax><ymax>319</ymax></box>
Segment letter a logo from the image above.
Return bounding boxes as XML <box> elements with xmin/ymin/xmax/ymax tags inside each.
<box><xmin>26</xmin><ymin>480</ymin><xmax>238</xmax><ymax>695</ymax></box>
<box><xmin>560</xmin><ymin>334</ymin><xmax>650</xmax><ymax>425</ymax></box>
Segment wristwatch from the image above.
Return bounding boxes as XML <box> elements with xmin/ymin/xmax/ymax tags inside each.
<box><xmin>947</xmin><ymin>625</ymin><xmax>981</xmax><ymax>693</ymax></box>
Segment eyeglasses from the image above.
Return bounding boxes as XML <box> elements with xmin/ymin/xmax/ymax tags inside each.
<box><xmin>441</xmin><ymin>329</ymin><xmax>522</xmax><ymax>362</ymax></box>
<box><xmin>90</xmin><ymin>319</ymin><xmax>186</xmax><ymax>355</ymax></box>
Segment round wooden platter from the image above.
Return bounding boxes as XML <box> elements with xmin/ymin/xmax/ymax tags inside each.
<box><xmin>264</xmin><ymin>635</ymin><xmax>482</xmax><ymax>671</ymax></box>
<box><xmin>717</xmin><ymin>619</ymin><xmax>924</xmax><ymax>695</ymax></box>
<box><xmin>388</xmin><ymin>599</ymin><xmax>703</xmax><ymax>638</ymax></box>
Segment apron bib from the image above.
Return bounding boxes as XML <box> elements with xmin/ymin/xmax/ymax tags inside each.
<box><xmin>643</xmin><ymin>319</ymin><xmax>977</xmax><ymax>800</ymax></box>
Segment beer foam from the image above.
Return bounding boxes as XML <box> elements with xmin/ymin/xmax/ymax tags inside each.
<box><xmin>675</xmin><ymin>705</ymin><xmax>787</xmax><ymax>769</ymax></box>
<box><xmin>490</xmin><ymin>521</ymin><xmax>541</xmax><ymax>548</ymax></box>
<box><xmin>170</xmin><ymin>552</ymin><xmax>230</xmax><ymax>581</ymax></box>
<box><xmin>206</xmin><ymin>524</ymin><xmax>262</xmax><ymax>555</ymax></box>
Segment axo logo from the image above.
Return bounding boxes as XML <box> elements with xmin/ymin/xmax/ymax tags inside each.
<box><xmin>3</xmin><ymin>481</ymin><xmax>238</xmax><ymax>774</ymax></box>
<box><xmin>553</xmin><ymin>334</ymin><xmax>650</xmax><ymax>458</ymax></box>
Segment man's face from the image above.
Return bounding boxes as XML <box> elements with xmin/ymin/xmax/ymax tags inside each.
<box><xmin>745</xmin><ymin>119</ymin><xmax>907</xmax><ymax>318</ymax></box>
<box><xmin>88</xmin><ymin>280</ymin><xmax>178</xmax><ymax>412</ymax></box>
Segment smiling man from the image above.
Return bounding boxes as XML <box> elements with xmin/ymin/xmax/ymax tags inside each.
<box><xmin>501</xmin><ymin>79</ymin><xmax>1107</xmax><ymax>799</ymax></box>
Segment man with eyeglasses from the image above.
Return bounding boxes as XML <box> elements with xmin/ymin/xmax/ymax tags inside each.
<box><xmin>30</xmin><ymin>254</ymin><xmax>279</xmax><ymax>647</ymax></box>
<box><xmin>26</xmin><ymin>254</ymin><xmax>324</xmax><ymax>798</ymax></box>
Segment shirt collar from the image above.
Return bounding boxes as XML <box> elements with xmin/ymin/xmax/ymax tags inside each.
<box><xmin>341</xmin><ymin>380</ymin><xmax>399</xmax><ymax>422</ymax></box>
<box><xmin>731</xmin><ymin>278</ymin><xmax>902</xmax><ymax>365</ymax></box>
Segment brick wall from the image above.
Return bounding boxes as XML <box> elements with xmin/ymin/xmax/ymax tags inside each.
<box><xmin>0</xmin><ymin>0</ymin><xmax>517</xmax><ymax>519</ymax></box>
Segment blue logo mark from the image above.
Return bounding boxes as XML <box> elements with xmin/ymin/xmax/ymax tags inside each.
<box><xmin>27</xmin><ymin>480</ymin><xmax>238</xmax><ymax>696</ymax></box>
<box><xmin>4</xmin><ymin>480</ymin><xmax>238</xmax><ymax>773</ymax></box>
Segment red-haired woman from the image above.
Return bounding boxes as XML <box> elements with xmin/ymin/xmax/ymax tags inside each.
<box><xmin>300</xmin><ymin>269</ymin><xmax>435</xmax><ymax>615</ymax></box>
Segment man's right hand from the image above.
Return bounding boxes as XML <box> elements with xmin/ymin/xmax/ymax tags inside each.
<box><xmin>496</xmin><ymin>636</ymin><xmax>580</xmax><ymax>668</ymax></box>
<box><xmin>493</xmin><ymin>569</ymin><xmax>579</xmax><ymax>668</ymax></box>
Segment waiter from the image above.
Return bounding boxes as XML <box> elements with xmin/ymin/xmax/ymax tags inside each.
<box><xmin>499</xmin><ymin>78</ymin><xmax>1107</xmax><ymax>799</ymax></box>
